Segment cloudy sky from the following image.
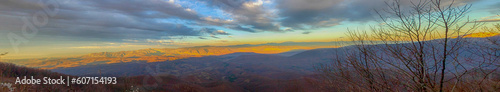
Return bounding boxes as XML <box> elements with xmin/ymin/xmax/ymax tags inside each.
<box><xmin>0</xmin><ymin>0</ymin><xmax>499</xmax><ymax>59</ymax></box>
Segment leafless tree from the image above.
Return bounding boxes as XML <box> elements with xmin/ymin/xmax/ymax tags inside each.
<box><xmin>0</xmin><ymin>52</ymin><xmax>6</xmax><ymax>80</ymax></box>
<box><xmin>462</xmin><ymin>23</ymin><xmax>500</xmax><ymax>91</ymax></box>
<box><xmin>315</xmin><ymin>0</ymin><xmax>498</xmax><ymax>91</ymax></box>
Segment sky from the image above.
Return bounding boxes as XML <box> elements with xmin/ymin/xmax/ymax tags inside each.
<box><xmin>0</xmin><ymin>0</ymin><xmax>499</xmax><ymax>59</ymax></box>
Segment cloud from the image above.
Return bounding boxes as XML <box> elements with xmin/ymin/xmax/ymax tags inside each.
<box><xmin>475</xmin><ymin>15</ymin><xmax>500</xmax><ymax>22</ymax></box>
<box><xmin>0</xmin><ymin>0</ymin><xmax>482</xmax><ymax>43</ymax></box>
<box><xmin>213</xmin><ymin>30</ymin><xmax>230</xmax><ymax>35</ymax></box>
<box><xmin>476</xmin><ymin>19</ymin><xmax>500</xmax><ymax>22</ymax></box>
<box><xmin>205</xmin><ymin>0</ymin><xmax>283</xmax><ymax>32</ymax></box>
<box><xmin>82</xmin><ymin>0</ymin><xmax>201</xmax><ymax>20</ymax></box>
<box><xmin>200</xmin><ymin>28</ymin><xmax>231</xmax><ymax>35</ymax></box>
<box><xmin>276</xmin><ymin>0</ymin><xmax>366</xmax><ymax>29</ymax></box>
<box><xmin>123</xmin><ymin>39</ymin><xmax>140</xmax><ymax>42</ymax></box>
<box><xmin>0</xmin><ymin>0</ymin><xmax>41</xmax><ymax>12</ymax></box>
<box><xmin>69</xmin><ymin>43</ymin><xmax>149</xmax><ymax>49</ymax></box>
<box><xmin>227</xmin><ymin>25</ymin><xmax>257</xmax><ymax>32</ymax></box>
<box><xmin>146</xmin><ymin>39</ymin><xmax>174</xmax><ymax>43</ymax></box>
<box><xmin>490</xmin><ymin>2</ymin><xmax>500</xmax><ymax>13</ymax></box>
<box><xmin>145</xmin><ymin>37</ymin><xmax>193</xmax><ymax>46</ymax></box>
<box><xmin>276</xmin><ymin>0</ymin><xmax>479</xmax><ymax>29</ymax></box>
<box><xmin>302</xmin><ymin>31</ymin><xmax>311</xmax><ymax>34</ymax></box>
<box><xmin>210</xmin><ymin>35</ymin><xmax>220</xmax><ymax>39</ymax></box>
<box><xmin>202</xmin><ymin>17</ymin><xmax>234</xmax><ymax>25</ymax></box>
<box><xmin>0</xmin><ymin>0</ymin><xmax>204</xmax><ymax>41</ymax></box>
<box><xmin>69</xmin><ymin>45</ymin><xmax>135</xmax><ymax>49</ymax></box>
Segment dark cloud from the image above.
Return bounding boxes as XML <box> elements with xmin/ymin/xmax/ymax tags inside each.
<box><xmin>0</xmin><ymin>0</ymin><xmax>41</xmax><ymax>12</ymax></box>
<box><xmin>204</xmin><ymin>0</ymin><xmax>283</xmax><ymax>32</ymax></box>
<box><xmin>277</xmin><ymin>0</ymin><xmax>384</xmax><ymax>29</ymax></box>
<box><xmin>202</xmin><ymin>0</ymin><xmax>479</xmax><ymax>32</ymax></box>
<box><xmin>0</xmin><ymin>0</ymin><xmax>204</xmax><ymax>41</ymax></box>
<box><xmin>81</xmin><ymin>0</ymin><xmax>201</xmax><ymax>20</ymax></box>
<box><xmin>276</xmin><ymin>0</ymin><xmax>480</xmax><ymax>29</ymax></box>
<box><xmin>302</xmin><ymin>31</ymin><xmax>311</xmax><ymax>34</ymax></box>
<box><xmin>210</xmin><ymin>35</ymin><xmax>220</xmax><ymax>39</ymax></box>
<box><xmin>227</xmin><ymin>25</ymin><xmax>257</xmax><ymax>32</ymax></box>
<box><xmin>0</xmin><ymin>0</ymin><xmax>483</xmax><ymax>42</ymax></box>
<box><xmin>199</xmin><ymin>28</ymin><xmax>230</xmax><ymax>39</ymax></box>
<box><xmin>489</xmin><ymin>2</ymin><xmax>500</xmax><ymax>13</ymax></box>
<box><xmin>201</xmin><ymin>17</ymin><xmax>234</xmax><ymax>26</ymax></box>
<box><xmin>200</xmin><ymin>28</ymin><xmax>231</xmax><ymax>35</ymax></box>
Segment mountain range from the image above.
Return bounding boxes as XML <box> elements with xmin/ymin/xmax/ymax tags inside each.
<box><xmin>3</xmin><ymin>45</ymin><xmax>330</xmax><ymax>69</ymax></box>
<box><xmin>49</xmin><ymin>33</ymin><xmax>500</xmax><ymax>78</ymax></box>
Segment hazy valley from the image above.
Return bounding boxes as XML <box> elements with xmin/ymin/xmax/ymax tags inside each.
<box><xmin>3</xmin><ymin>45</ymin><xmax>329</xmax><ymax>69</ymax></box>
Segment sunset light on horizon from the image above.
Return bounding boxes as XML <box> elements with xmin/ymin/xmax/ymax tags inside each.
<box><xmin>0</xmin><ymin>0</ymin><xmax>498</xmax><ymax>59</ymax></box>
<box><xmin>0</xmin><ymin>0</ymin><xmax>499</xmax><ymax>91</ymax></box>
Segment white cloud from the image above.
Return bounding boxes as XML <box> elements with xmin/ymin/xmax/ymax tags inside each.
<box><xmin>203</xmin><ymin>17</ymin><xmax>234</xmax><ymax>25</ymax></box>
<box><xmin>476</xmin><ymin>15</ymin><xmax>500</xmax><ymax>22</ymax></box>
<box><xmin>69</xmin><ymin>43</ymin><xmax>149</xmax><ymax>49</ymax></box>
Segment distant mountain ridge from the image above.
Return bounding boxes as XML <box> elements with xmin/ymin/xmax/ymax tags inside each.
<box><xmin>4</xmin><ymin>45</ymin><xmax>318</xmax><ymax>69</ymax></box>
<box><xmin>453</xmin><ymin>32</ymin><xmax>499</xmax><ymax>38</ymax></box>
<box><xmin>51</xmin><ymin>36</ymin><xmax>500</xmax><ymax>78</ymax></box>
<box><xmin>463</xmin><ymin>32</ymin><xmax>499</xmax><ymax>38</ymax></box>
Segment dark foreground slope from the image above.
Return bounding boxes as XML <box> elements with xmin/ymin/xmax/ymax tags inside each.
<box><xmin>49</xmin><ymin>48</ymin><xmax>343</xmax><ymax>91</ymax></box>
<box><xmin>2</xmin><ymin>62</ymin><xmax>325</xmax><ymax>92</ymax></box>
<box><xmin>0</xmin><ymin>62</ymin><xmax>123</xmax><ymax>91</ymax></box>
<box><xmin>51</xmin><ymin>47</ymin><xmax>346</xmax><ymax>77</ymax></box>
